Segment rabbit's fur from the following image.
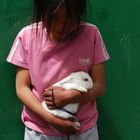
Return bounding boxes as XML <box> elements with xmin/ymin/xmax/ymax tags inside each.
<box><xmin>42</xmin><ymin>71</ymin><xmax>93</xmax><ymax>123</ymax></box>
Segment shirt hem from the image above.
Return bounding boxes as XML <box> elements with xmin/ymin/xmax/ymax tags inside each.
<box><xmin>23</xmin><ymin>120</ymin><xmax>97</xmax><ymax>136</ymax></box>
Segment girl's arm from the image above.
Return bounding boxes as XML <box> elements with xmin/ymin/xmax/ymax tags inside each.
<box><xmin>44</xmin><ymin>63</ymin><xmax>106</xmax><ymax>107</ymax></box>
<box><xmin>16</xmin><ymin>67</ymin><xmax>79</xmax><ymax>134</ymax></box>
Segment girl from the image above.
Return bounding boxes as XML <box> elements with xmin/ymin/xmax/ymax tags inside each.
<box><xmin>7</xmin><ymin>0</ymin><xmax>110</xmax><ymax>139</ymax></box>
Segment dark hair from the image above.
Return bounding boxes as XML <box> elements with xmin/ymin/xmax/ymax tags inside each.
<box><xmin>32</xmin><ymin>0</ymin><xmax>87</xmax><ymax>42</ymax></box>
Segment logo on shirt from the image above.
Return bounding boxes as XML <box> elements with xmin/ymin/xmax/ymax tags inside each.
<box><xmin>79</xmin><ymin>58</ymin><xmax>90</xmax><ymax>65</ymax></box>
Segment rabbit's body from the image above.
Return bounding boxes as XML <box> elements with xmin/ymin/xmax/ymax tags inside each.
<box><xmin>42</xmin><ymin>71</ymin><xmax>93</xmax><ymax>120</ymax></box>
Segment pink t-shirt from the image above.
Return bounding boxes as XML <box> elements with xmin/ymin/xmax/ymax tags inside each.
<box><xmin>7</xmin><ymin>22</ymin><xmax>110</xmax><ymax>135</ymax></box>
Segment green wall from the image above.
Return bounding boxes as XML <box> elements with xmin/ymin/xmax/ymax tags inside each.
<box><xmin>0</xmin><ymin>0</ymin><xmax>33</xmax><ymax>139</ymax></box>
<box><xmin>0</xmin><ymin>0</ymin><xmax>140</xmax><ymax>140</ymax></box>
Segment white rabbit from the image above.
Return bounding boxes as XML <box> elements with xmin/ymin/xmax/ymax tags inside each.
<box><xmin>42</xmin><ymin>71</ymin><xmax>93</xmax><ymax>127</ymax></box>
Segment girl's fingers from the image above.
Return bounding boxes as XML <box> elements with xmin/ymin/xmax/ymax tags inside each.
<box><xmin>45</xmin><ymin>86</ymin><xmax>65</xmax><ymax>92</ymax></box>
<box><xmin>44</xmin><ymin>96</ymin><xmax>52</xmax><ymax>101</ymax></box>
<box><xmin>44</xmin><ymin>96</ymin><xmax>54</xmax><ymax>106</ymax></box>
<box><xmin>45</xmin><ymin>101</ymin><xmax>54</xmax><ymax>108</ymax></box>
<box><xmin>45</xmin><ymin>86</ymin><xmax>55</xmax><ymax>91</ymax></box>
<box><xmin>44</xmin><ymin>90</ymin><xmax>52</xmax><ymax>96</ymax></box>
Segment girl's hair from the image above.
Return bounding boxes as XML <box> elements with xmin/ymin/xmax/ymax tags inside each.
<box><xmin>32</xmin><ymin>0</ymin><xmax>87</xmax><ymax>41</ymax></box>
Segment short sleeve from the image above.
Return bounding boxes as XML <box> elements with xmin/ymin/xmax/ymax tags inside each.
<box><xmin>6</xmin><ymin>29</ymin><xmax>29</xmax><ymax>69</ymax></box>
<box><xmin>93</xmin><ymin>28</ymin><xmax>110</xmax><ymax>64</ymax></box>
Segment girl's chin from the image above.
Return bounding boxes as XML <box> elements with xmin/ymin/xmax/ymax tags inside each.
<box><xmin>49</xmin><ymin>32</ymin><xmax>71</xmax><ymax>42</ymax></box>
<box><xmin>52</xmin><ymin>35</ymin><xmax>67</xmax><ymax>41</ymax></box>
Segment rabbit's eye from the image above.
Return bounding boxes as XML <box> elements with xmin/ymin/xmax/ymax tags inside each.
<box><xmin>84</xmin><ymin>78</ymin><xmax>88</xmax><ymax>81</ymax></box>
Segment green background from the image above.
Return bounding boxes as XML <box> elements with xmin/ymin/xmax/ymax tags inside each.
<box><xmin>0</xmin><ymin>0</ymin><xmax>140</xmax><ymax>139</ymax></box>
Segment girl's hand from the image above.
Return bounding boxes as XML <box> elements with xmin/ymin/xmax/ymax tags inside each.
<box><xmin>44</xmin><ymin>86</ymin><xmax>70</xmax><ymax>109</ymax></box>
<box><xmin>48</xmin><ymin>114</ymin><xmax>80</xmax><ymax>134</ymax></box>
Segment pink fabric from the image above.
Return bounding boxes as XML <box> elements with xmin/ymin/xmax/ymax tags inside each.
<box><xmin>7</xmin><ymin>22</ymin><xmax>110</xmax><ymax>136</ymax></box>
